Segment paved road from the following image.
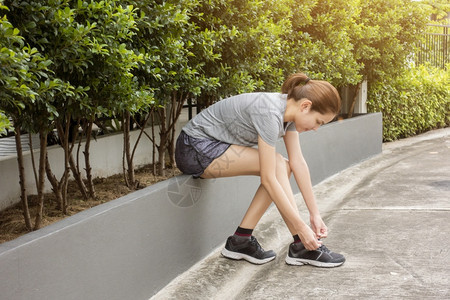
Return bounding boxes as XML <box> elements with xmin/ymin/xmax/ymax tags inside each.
<box><xmin>151</xmin><ymin>128</ymin><xmax>450</xmax><ymax>300</ymax></box>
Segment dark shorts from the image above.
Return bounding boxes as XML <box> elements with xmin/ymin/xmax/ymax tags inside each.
<box><xmin>175</xmin><ymin>131</ymin><xmax>231</xmax><ymax>178</ymax></box>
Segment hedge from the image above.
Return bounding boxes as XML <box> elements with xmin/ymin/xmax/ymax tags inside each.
<box><xmin>368</xmin><ymin>64</ymin><xmax>449</xmax><ymax>141</ymax></box>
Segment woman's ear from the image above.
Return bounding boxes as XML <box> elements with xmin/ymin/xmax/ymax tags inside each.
<box><xmin>299</xmin><ymin>99</ymin><xmax>312</xmax><ymax>112</ymax></box>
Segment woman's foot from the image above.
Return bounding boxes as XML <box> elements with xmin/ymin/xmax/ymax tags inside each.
<box><xmin>285</xmin><ymin>241</ymin><xmax>345</xmax><ymax>267</ymax></box>
<box><xmin>221</xmin><ymin>235</ymin><xmax>276</xmax><ymax>264</ymax></box>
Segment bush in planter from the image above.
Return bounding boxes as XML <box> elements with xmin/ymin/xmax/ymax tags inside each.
<box><xmin>351</xmin><ymin>0</ymin><xmax>429</xmax><ymax>83</ymax></box>
<box><xmin>128</xmin><ymin>0</ymin><xmax>219</xmax><ymax>176</ymax></box>
<box><xmin>367</xmin><ymin>64</ymin><xmax>449</xmax><ymax>141</ymax></box>
<box><xmin>2</xmin><ymin>0</ymin><xmax>152</xmax><ymax>219</ymax></box>
<box><xmin>0</xmin><ymin>3</ymin><xmax>73</xmax><ymax>229</ymax></box>
<box><xmin>0</xmin><ymin>111</ymin><xmax>10</xmax><ymax>135</ymax></box>
<box><xmin>290</xmin><ymin>0</ymin><xmax>362</xmax><ymax>87</ymax></box>
<box><xmin>192</xmin><ymin>0</ymin><xmax>295</xmax><ymax>105</ymax></box>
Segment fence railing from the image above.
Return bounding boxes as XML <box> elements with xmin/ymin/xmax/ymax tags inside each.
<box><xmin>416</xmin><ymin>24</ymin><xmax>449</xmax><ymax>69</ymax></box>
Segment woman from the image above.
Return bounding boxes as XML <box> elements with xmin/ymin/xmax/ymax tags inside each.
<box><xmin>175</xmin><ymin>73</ymin><xmax>345</xmax><ymax>267</ymax></box>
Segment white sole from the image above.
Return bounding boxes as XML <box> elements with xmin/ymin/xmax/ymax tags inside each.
<box><xmin>285</xmin><ymin>256</ymin><xmax>344</xmax><ymax>268</ymax></box>
<box><xmin>221</xmin><ymin>248</ymin><xmax>276</xmax><ymax>265</ymax></box>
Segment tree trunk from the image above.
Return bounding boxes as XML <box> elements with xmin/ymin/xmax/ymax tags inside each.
<box><xmin>157</xmin><ymin>106</ymin><xmax>167</xmax><ymax>176</ymax></box>
<box><xmin>151</xmin><ymin>110</ymin><xmax>156</xmax><ymax>175</ymax></box>
<box><xmin>68</xmin><ymin>119</ymin><xmax>88</xmax><ymax>200</ymax></box>
<box><xmin>347</xmin><ymin>82</ymin><xmax>361</xmax><ymax>119</ymax></box>
<box><xmin>14</xmin><ymin>125</ymin><xmax>32</xmax><ymax>231</ymax></box>
<box><xmin>123</xmin><ymin>111</ymin><xmax>137</xmax><ymax>188</ymax></box>
<box><xmin>45</xmin><ymin>151</ymin><xmax>63</xmax><ymax>210</ymax></box>
<box><xmin>167</xmin><ymin>93</ymin><xmax>177</xmax><ymax>168</ymax></box>
<box><xmin>167</xmin><ymin>91</ymin><xmax>187</xmax><ymax>168</ymax></box>
<box><xmin>55</xmin><ymin>119</ymin><xmax>71</xmax><ymax>214</ymax></box>
<box><xmin>128</xmin><ymin>112</ymin><xmax>152</xmax><ymax>180</ymax></box>
<box><xmin>83</xmin><ymin>117</ymin><xmax>95</xmax><ymax>197</ymax></box>
<box><xmin>62</xmin><ymin>119</ymin><xmax>71</xmax><ymax>214</ymax></box>
<box><xmin>68</xmin><ymin>154</ymin><xmax>88</xmax><ymax>200</ymax></box>
<box><xmin>33</xmin><ymin>130</ymin><xmax>47</xmax><ymax>230</ymax></box>
<box><xmin>28</xmin><ymin>132</ymin><xmax>38</xmax><ymax>187</ymax></box>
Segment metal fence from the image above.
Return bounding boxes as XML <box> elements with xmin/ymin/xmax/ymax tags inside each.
<box><xmin>416</xmin><ymin>24</ymin><xmax>449</xmax><ymax>69</ymax></box>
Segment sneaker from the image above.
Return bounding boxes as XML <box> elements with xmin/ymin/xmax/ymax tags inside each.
<box><xmin>221</xmin><ymin>236</ymin><xmax>276</xmax><ymax>265</ymax></box>
<box><xmin>285</xmin><ymin>242</ymin><xmax>345</xmax><ymax>268</ymax></box>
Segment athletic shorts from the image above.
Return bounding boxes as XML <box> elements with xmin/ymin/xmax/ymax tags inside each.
<box><xmin>175</xmin><ymin>131</ymin><xmax>231</xmax><ymax>178</ymax></box>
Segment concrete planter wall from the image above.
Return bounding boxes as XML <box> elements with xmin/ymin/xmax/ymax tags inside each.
<box><xmin>0</xmin><ymin>113</ymin><xmax>382</xmax><ymax>300</ymax></box>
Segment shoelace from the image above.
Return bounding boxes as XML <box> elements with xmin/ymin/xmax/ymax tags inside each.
<box><xmin>318</xmin><ymin>244</ymin><xmax>331</xmax><ymax>253</ymax></box>
<box><xmin>250</xmin><ymin>237</ymin><xmax>264</xmax><ymax>252</ymax></box>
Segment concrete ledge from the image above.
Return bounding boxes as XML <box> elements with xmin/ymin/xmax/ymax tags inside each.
<box><xmin>0</xmin><ymin>113</ymin><xmax>382</xmax><ymax>300</ymax></box>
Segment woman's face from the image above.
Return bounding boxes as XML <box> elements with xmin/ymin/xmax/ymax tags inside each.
<box><xmin>294</xmin><ymin>101</ymin><xmax>335</xmax><ymax>132</ymax></box>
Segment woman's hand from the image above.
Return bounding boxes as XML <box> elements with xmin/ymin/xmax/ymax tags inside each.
<box><xmin>298</xmin><ymin>225</ymin><xmax>322</xmax><ymax>250</ymax></box>
<box><xmin>310</xmin><ymin>214</ymin><xmax>328</xmax><ymax>239</ymax></box>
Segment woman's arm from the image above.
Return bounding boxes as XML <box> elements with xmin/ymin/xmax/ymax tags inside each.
<box><xmin>283</xmin><ymin>130</ymin><xmax>328</xmax><ymax>238</ymax></box>
<box><xmin>258</xmin><ymin>136</ymin><xmax>320</xmax><ymax>250</ymax></box>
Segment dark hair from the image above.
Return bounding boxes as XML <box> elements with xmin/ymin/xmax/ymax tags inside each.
<box><xmin>281</xmin><ymin>73</ymin><xmax>341</xmax><ymax>115</ymax></box>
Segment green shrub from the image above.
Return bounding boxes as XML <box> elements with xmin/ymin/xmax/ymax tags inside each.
<box><xmin>368</xmin><ymin>64</ymin><xmax>449</xmax><ymax>141</ymax></box>
<box><xmin>0</xmin><ymin>110</ymin><xmax>10</xmax><ymax>135</ymax></box>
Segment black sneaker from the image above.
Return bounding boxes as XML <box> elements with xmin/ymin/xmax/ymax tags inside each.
<box><xmin>285</xmin><ymin>242</ymin><xmax>345</xmax><ymax>268</ymax></box>
<box><xmin>221</xmin><ymin>236</ymin><xmax>276</xmax><ymax>264</ymax></box>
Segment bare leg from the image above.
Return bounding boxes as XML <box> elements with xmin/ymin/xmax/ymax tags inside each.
<box><xmin>239</xmin><ymin>185</ymin><xmax>272</xmax><ymax>229</ymax></box>
<box><xmin>201</xmin><ymin>145</ymin><xmax>260</xmax><ymax>178</ymax></box>
<box><xmin>202</xmin><ymin>145</ymin><xmax>300</xmax><ymax>234</ymax></box>
<box><xmin>239</xmin><ymin>184</ymin><xmax>297</xmax><ymax>235</ymax></box>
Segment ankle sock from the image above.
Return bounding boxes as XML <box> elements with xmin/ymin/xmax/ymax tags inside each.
<box><xmin>233</xmin><ymin>226</ymin><xmax>253</xmax><ymax>240</ymax></box>
<box><xmin>293</xmin><ymin>234</ymin><xmax>301</xmax><ymax>243</ymax></box>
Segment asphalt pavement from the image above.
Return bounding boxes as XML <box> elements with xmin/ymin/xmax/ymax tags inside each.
<box><xmin>151</xmin><ymin>127</ymin><xmax>450</xmax><ymax>300</ymax></box>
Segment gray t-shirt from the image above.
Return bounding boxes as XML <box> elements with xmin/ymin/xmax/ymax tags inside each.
<box><xmin>183</xmin><ymin>92</ymin><xmax>296</xmax><ymax>147</ymax></box>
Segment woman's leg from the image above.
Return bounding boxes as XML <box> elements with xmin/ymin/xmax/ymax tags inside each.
<box><xmin>201</xmin><ymin>145</ymin><xmax>260</xmax><ymax>178</ymax></box>
<box><xmin>201</xmin><ymin>145</ymin><xmax>299</xmax><ymax>234</ymax></box>
<box><xmin>240</xmin><ymin>184</ymin><xmax>297</xmax><ymax>235</ymax></box>
<box><xmin>205</xmin><ymin>145</ymin><xmax>346</xmax><ymax>267</ymax></box>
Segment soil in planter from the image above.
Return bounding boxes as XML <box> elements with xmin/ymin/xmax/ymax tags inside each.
<box><xmin>0</xmin><ymin>164</ymin><xmax>181</xmax><ymax>244</ymax></box>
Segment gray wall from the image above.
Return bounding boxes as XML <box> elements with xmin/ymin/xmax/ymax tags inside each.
<box><xmin>289</xmin><ymin>112</ymin><xmax>382</xmax><ymax>188</ymax></box>
<box><xmin>0</xmin><ymin>113</ymin><xmax>382</xmax><ymax>300</ymax></box>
